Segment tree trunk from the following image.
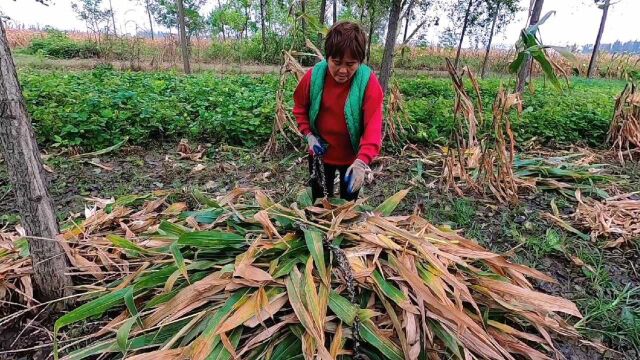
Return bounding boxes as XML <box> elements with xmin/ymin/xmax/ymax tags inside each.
<box><xmin>175</xmin><ymin>0</ymin><xmax>191</xmax><ymax>74</ymax></box>
<box><xmin>108</xmin><ymin>0</ymin><xmax>117</xmax><ymax>36</ymax></box>
<box><xmin>366</xmin><ymin>0</ymin><xmax>375</xmax><ymax>63</ymax></box>
<box><xmin>145</xmin><ymin>0</ymin><xmax>155</xmax><ymax>40</ymax></box>
<box><xmin>260</xmin><ymin>0</ymin><xmax>268</xmax><ymax>54</ymax></box>
<box><xmin>319</xmin><ymin>0</ymin><xmax>327</xmax><ymax>53</ymax></box>
<box><xmin>379</xmin><ymin>0</ymin><xmax>402</xmax><ymax>94</ymax></box>
<box><xmin>400</xmin><ymin>10</ymin><xmax>410</xmax><ymax>63</ymax></box>
<box><xmin>333</xmin><ymin>0</ymin><xmax>337</xmax><ymax>24</ymax></box>
<box><xmin>301</xmin><ymin>0</ymin><xmax>307</xmax><ymax>37</ymax></box>
<box><xmin>0</xmin><ymin>22</ymin><xmax>73</xmax><ymax>304</ymax></box>
<box><xmin>244</xmin><ymin>5</ymin><xmax>250</xmax><ymax>40</ymax></box>
<box><xmin>454</xmin><ymin>0</ymin><xmax>474</xmax><ymax>70</ymax></box>
<box><xmin>587</xmin><ymin>0</ymin><xmax>610</xmax><ymax>78</ymax></box>
<box><xmin>359</xmin><ymin>1</ymin><xmax>365</xmax><ymax>24</ymax></box>
<box><xmin>481</xmin><ymin>2</ymin><xmax>500</xmax><ymax>78</ymax></box>
<box><xmin>516</xmin><ymin>0</ymin><xmax>544</xmax><ymax>92</ymax></box>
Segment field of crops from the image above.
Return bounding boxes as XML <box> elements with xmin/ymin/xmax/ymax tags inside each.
<box><xmin>8</xmin><ymin>29</ymin><xmax>640</xmax><ymax>79</ymax></box>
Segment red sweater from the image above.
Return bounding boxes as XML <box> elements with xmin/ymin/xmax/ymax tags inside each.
<box><xmin>293</xmin><ymin>68</ymin><xmax>384</xmax><ymax>166</ymax></box>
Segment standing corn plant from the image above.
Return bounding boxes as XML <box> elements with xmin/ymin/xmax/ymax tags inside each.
<box><xmin>510</xmin><ymin>11</ymin><xmax>574</xmax><ymax>92</ymax></box>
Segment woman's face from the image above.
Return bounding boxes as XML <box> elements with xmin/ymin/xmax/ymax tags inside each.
<box><xmin>328</xmin><ymin>54</ymin><xmax>360</xmax><ymax>84</ymax></box>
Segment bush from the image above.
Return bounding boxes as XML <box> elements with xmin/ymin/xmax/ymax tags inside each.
<box><xmin>25</xmin><ymin>30</ymin><xmax>100</xmax><ymax>59</ymax></box>
<box><xmin>18</xmin><ymin>68</ymin><xmax>623</xmax><ymax>151</ymax></box>
<box><xmin>20</xmin><ymin>69</ymin><xmax>278</xmax><ymax>150</ymax></box>
<box><xmin>399</xmin><ymin>76</ymin><xmax>624</xmax><ymax>147</ymax></box>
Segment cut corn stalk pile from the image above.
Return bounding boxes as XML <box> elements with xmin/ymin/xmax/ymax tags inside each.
<box><xmin>1</xmin><ymin>187</ymin><xmax>594</xmax><ymax>359</ymax></box>
<box><xmin>607</xmin><ymin>83</ymin><xmax>640</xmax><ymax>164</ymax></box>
<box><xmin>574</xmin><ymin>190</ymin><xmax>640</xmax><ymax>248</ymax></box>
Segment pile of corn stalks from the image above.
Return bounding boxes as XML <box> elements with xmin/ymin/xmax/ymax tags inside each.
<box><xmin>574</xmin><ymin>190</ymin><xmax>640</xmax><ymax>248</ymax></box>
<box><xmin>1</xmin><ymin>187</ymin><xmax>594</xmax><ymax>359</ymax></box>
<box><xmin>608</xmin><ymin>83</ymin><xmax>640</xmax><ymax>164</ymax></box>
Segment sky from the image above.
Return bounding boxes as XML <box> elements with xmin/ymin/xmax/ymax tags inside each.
<box><xmin>1</xmin><ymin>0</ymin><xmax>638</xmax><ymax>47</ymax></box>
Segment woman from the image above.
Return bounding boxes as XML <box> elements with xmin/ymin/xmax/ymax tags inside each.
<box><xmin>293</xmin><ymin>21</ymin><xmax>384</xmax><ymax>201</ymax></box>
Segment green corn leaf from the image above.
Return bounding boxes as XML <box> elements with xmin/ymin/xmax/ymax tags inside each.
<box><xmin>328</xmin><ymin>291</ymin><xmax>357</xmax><ymax>326</ymax></box>
<box><xmin>207</xmin><ymin>327</ymin><xmax>243</xmax><ymax>360</ymax></box>
<box><xmin>170</xmin><ymin>242</ymin><xmax>189</xmax><ymax>283</ymax></box>
<box><xmin>371</xmin><ymin>270</ymin><xmax>409</xmax><ymax>308</ymax></box>
<box><xmin>296</xmin><ymin>188</ymin><xmax>313</xmax><ymax>208</ymax></box>
<box><xmin>180</xmin><ymin>209</ymin><xmax>224</xmax><ymax>224</ymax></box>
<box><xmin>116</xmin><ymin>316</ymin><xmax>137</xmax><ymax>355</ymax></box>
<box><xmin>63</xmin><ymin>319</ymin><xmax>190</xmax><ymax>360</ymax></box>
<box><xmin>113</xmin><ymin>193</ymin><xmax>149</xmax><ymax>207</ymax></box>
<box><xmin>178</xmin><ymin>231</ymin><xmax>246</xmax><ymax>249</ymax></box>
<box><xmin>123</xmin><ymin>287</ymin><xmax>143</xmax><ymax>328</ymax></box>
<box><xmin>374</xmin><ymin>189</ymin><xmax>410</xmax><ymax>216</ymax></box>
<box><xmin>106</xmin><ymin>234</ymin><xmax>149</xmax><ymax>255</ymax></box>
<box><xmin>133</xmin><ymin>265</ymin><xmax>177</xmax><ymax>290</ymax></box>
<box><xmin>272</xmin><ymin>254</ymin><xmax>308</xmax><ymax>279</ymax></box>
<box><xmin>530</xmin><ymin>46</ymin><xmax>562</xmax><ymax>91</ymax></box>
<box><xmin>180</xmin><ymin>288</ymin><xmax>250</xmax><ymax>348</ymax></box>
<box><xmin>55</xmin><ymin>287</ymin><xmax>130</xmax><ymax>333</ymax></box>
<box><xmin>303</xmin><ymin>229</ymin><xmax>328</xmax><ymax>283</ymax></box>
<box><xmin>430</xmin><ymin>320</ymin><xmax>463</xmax><ymax>359</ymax></box>
<box><xmin>159</xmin><ymin>220</ymin><xmax>190</xmax><ymax>237</ymax></box>
<box><xmin>270</xmin><ymin>332</ymin><xmax>304</xmax><ymax>360</ymax></box>
<box><xmin>359</xmin><ymin>319</ymin><xmax>404</xmax><ymax>360</ymax></box>
<box><xmin>509</xmin><ymin>50</ymin><xmax>527</xmax><ymax>74</ymax></box>
<box><xmin>193</xmin><ymin>189</ymin><xmax>221</xmax><ymax>208</ymax></box>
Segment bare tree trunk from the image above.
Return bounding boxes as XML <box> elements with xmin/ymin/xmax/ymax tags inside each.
<box><xmin>366</xmin><ymin>0</ymin><xmax>375</xmax><ymax>63</ymax></box>
<box><xmin>145</xmin><ymin>0</ymin><xmax>155</xmax><ymax>40</ymax></box>
<box><xmin>454</xmin><ymin>0</ymin><xmax>474</xmax><ymax>70</ymax></box>
<box><xmin>379</xmin><ymin>0</ymin><xmax>402</xmax><ymax>94</ymax></box>
<box><xmin>319</xmin><ymin>0</ymin><xmax>327</xmax><ymax>55</ymax></box>
<box><xmin>108</xmin><ymin>0</ymin><xmax>117</xmax><ymax>36</ymax></box>
<box><xmin>359</xmin><ymin>1</ymin><xmax>365</xmax><ymax>24</ymax></box>
<box><xmin>333</xmin><ymin>0</ymin><xmax>337</xmax><ymax>24</ymax></box>
<box><xmin>481</xmin><ymin>2</ymin><xmax>500</xmax><ymax>78</ymax></box>
<box><xmin>516</xmin><ymin>0</ymin><xmax>544</xmax><ymax>92</ymax></box>
<box><xmin>400</xmin><ymin>9</ymin><xmax>411</xmax><ymax>64</ymax></box>
<box><xmin>301</xmin><ymin>0</ymin><xmax>307</xmax><ymax>37</ymax></box>
<box><xmin>176</xmin><ymin>0</ymin><xmax>191</xmax><ymax>74</ymax></box>
<box><xmin>587</xmin><ymin>0</ymin><xmax>610</xmax><ymax>78</ymax></box>
<box><xmin>260</xmin><ymin>0</ymin><xmax>268</xmax><ymax>54</ymax></box>
<box><xmin>244</xmin><ymin>5</ymin><xmax>250</xmax><ymax>40</ymax></box>
<box><xmin>0</xmin><ymin>22</ymin><xmax>73</xmax><ymax>304</ymax></box>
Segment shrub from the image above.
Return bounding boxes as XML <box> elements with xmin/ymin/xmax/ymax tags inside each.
<box><xmin>25</xmin><ymin>30</ymin><xmax>100</xmax><ymax>59</ymax></box>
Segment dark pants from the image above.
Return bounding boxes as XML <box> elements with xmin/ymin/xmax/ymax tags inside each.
<box><xmin>308</xmin><ymin>155</ymin><xmax>359</xmax><ymax>202</ymax></box>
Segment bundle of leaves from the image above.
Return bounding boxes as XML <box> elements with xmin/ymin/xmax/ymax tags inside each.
<box><xmin>28</xmin><ymin>187</ymin><xmax>593</xmax><ymax>360</ymax></box>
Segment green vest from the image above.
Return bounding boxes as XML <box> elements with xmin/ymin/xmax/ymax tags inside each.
<box><xmin>308</xmin><ymin>60</ymin><xmax>372</xmax><ymax>153</ymax></box>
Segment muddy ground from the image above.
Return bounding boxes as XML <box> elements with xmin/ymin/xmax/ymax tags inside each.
<box><xmin>0</xmin><ymin>142</ymin><xmax>638</xmax><ymax>359</ymax></box>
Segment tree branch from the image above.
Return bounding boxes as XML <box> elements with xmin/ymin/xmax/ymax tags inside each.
<box><xmin>402</xmin><ymin>18</ymin><xmax>428</xmax><ymax>44</ymax></box>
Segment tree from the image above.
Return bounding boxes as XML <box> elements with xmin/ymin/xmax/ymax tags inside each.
<box><xmin>133</xmin><ymin>0</ymin><xmax>156</xmax><ymax>39</ymax></box>
<box><xmin>453</xmin><ymin>0</ymin><xmax>475</xmax><ymax>69</ymax></box>
<box><xmin>176</xmin><ymin>0</ymin><xmax>191</xmax><ymax>73</ymax></box>
<box><xmin>208</xmin><ymin>3</ymin><xmax>247</xmax><ymax>40</ymax></box>
<box><xmin>108</xmin><ymin>0</ymin><xmax>117</xmax><ymax>35</ymax></box>
<box><xmin>379</xmin><ymin>0</ymin><xmax>402</xmax><ymax>94</ymax></box>
<box><xmin>149</xmin><ymin>0</ymin><xmax>206</xmax><ymax>40</ymax></box>
<box><xmin>587</xmin><ymin>0</ymin><xmax>615</xmax><ymax>78</ymax></box>
<box><xmin>0</xmin><ymin>20</ymin><xmax>73</xmax><ymax>303</ymax></box>
<box><xmin>479</xmin><ymin>0</ymin><xmax>520</xmax><ymax>78</ymax></box>
<box><xmin>516</xmin><ymin>0</ymin><xmax>544</xmax><ymax>92</ymax></box>
<box><xmin>260</xmin><ymin>0</ymin><xmax>267</xmax><ymax>52</ymax></box>
<box><xmin>71</xmin><ymin>0</ymin><xmax>113</xmax><ymax>41</ymax></box>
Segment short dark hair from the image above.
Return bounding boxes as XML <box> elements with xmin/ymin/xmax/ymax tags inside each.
<box><xmin>324</xmin><ymin>22</ymin><xmax>367</xmax><ymax>63</ymax></box>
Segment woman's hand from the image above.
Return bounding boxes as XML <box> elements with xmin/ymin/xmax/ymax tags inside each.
<box><xmin>345</xmin><ymin>159</ymin><xmax>370</xmax><ymax>193</ymax></box>
<box><xmin>306</xmin><ymin>134</ymin><xmax>326</xmax><ymax>155</ymax></box>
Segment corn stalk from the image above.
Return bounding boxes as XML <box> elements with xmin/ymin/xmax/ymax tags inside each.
<box><xmin>607</xmin><ymin>83</ymin><xmax>640</xmax><ymax>164</ymax></box>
